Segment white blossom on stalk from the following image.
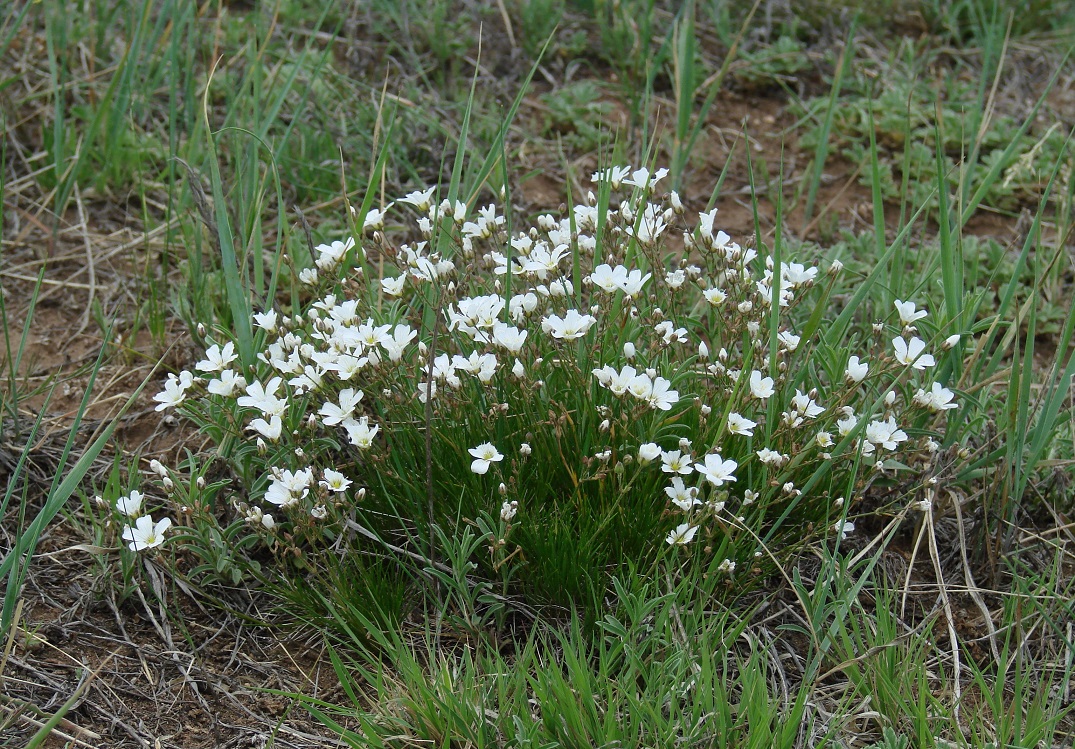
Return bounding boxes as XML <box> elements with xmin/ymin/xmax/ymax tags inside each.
<box><xmin>381</xmin><ymin>275</ymin><xmax>406</xmax><ymax>296</ymax></box>
<box><xmin>153</xmin><ymin>372</ymin><xmax>194</xmax><ymax>411</ymax></box>
<box><xmin>382</xmin><ymin>324</ymin><xmax>417</xmax><ymax>361</ymax></box>
<box><xmin>749</xmin><ymin>370</ymin><xmax>775</xmax><ymax>400</ymax></box>
<box><xmin>892</xmin><ymin>337</ymin><xmax>935</xmax><ymax>369</ymax></box>
<box><xmin>492</xmin><ymin>322</ymin><xmax>528</xmax><ymax>353</ymax></box>
<box><xmin>664</xmin><ymin>477</ymin><xmax>698</xmax><ymax>512</ymax></box>
<box><xmin>253</xmin><ymin>309</ymin><xmax>278</xmax><ymax>333</ymax></box>
<box><xmin>894</xmin><ymin>299</ymin><xmax>928</xmax><ymax>325</ymax></box>
<box><xmin>542</xmin><ymin>310</ymin><xmax>597</xmax><ymax>340</ymax></box>
<box><xmin>646</xmin><ymin>377</ymin><xmax>679</xmax><ymax>411</ymax></box>
<box><xmin>264</xmin><ymin>468</ymin><xmax>314</xmax><ymax>508</ymax></box>
<box><xmin>208</xmin><ymin>369</ymin><xmax>245</xmax><ymax>397</ymax></box>
<box><xmin>727</xmin><ymin>413</ymin><xmax>756</xmax><ymax>436</ymax></box>
<box><xmin>845</xmin><ymin>356</ymin><xmax>869</xmax><ymax>383</ymax></box>
<box><xmin>914</xmin><ymin>382</ymin><xmax>958</xmax><ymax>411</ymax></box>
<box><xmin>321</xmin><ymin>469</ymin><xmax>352</xmax><ymax>493</ymax></box>
<box><xmin>865</xmin><ymin>417</ymin><xmax>908</xmax><ymax>450</ymax></box>
<box><xmin>315</xmin><ymin>237</ymin><xmax>356</xmax><ymax>269</ymax></box>
<box><xmin>622</xmin><ymin>167</ymin><xmax>669</xmax><ymax>190</ymax></box>
<box><xmin>115</xmin><ymin>490</ymin><xmax>144</xmax><ymax>517</ymax></box>
<box><xmin>695</xmin><ymin>454</ymin><xmax>738</xmax><ymax>487</ymax></box>
<box><xmin>666</xmin><ymin>523</ymin><xmax>698</xmax><ymax>546</ymax></box>
<box><xmin>248</xmin><ymin>414</ymin><xmax>282</xmax><ymax>441</ymax></box>
<box><xmin>238</xmin><ymin>377</ymin><xmax>287</xmax><ymax>417</ymax></box>
<box><xmin>703</xmin><ymin>287</ymin><xmax>727</xmax><ymax>306</ymax></box>
<box><xmin>591</xmin><ymin>165</ymin><xmax>632</xmax><ymax>188</ymax></box>
<box><xmin>319</xmin><ymin>388</ymin><xmax>363</xmax><ymax>426</ymax></box>
<box><xmin>399</xmin><ymin>187</ymin><xmax>436</xmax><ymax>211</ymax></box>
<box><xmin>121</xmin><ymin>515</ymin><xmax>172</xmax><ymax>552</ymax></box>
<box><xmin>756</xmin><ymin>449</ymin><xmax>786</xmax><ymax>467</ymax></box>
<box><xmin>661</xmin><ymin>449</ymin><xmax>693</xmax><ymax>475</ymax></box>
<box><xmin>638</xmin><ymin>443</ymin><xmax>662</xmax><ymax>463</ymax></box>
<box><xmin>196</xmin><ymin>342</ymin><xmax>238</xmax><ymax>373</ymax></box>
<box><xmin>468</xmin><ymin>443</ymin><xmax>504</xmax><ymax>475</ymax></box>
<box><xmin>342</xmin><ymin>417</ymin><xmax>379</xmax><ymax>449</ymax></box>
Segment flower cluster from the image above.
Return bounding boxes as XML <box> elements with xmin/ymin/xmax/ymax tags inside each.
<box><xmin>139</xmin><ymin>165</ymin><xmax>963</xmax><ymax>586</ymax></box>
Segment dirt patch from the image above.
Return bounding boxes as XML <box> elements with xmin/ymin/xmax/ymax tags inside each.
<box><xmin>2</xmin><ymin>522</ymin><xmax>346</xmax><ymax>748</ymax></box>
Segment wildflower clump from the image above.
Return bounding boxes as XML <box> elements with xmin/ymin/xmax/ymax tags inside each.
<box><xmin>140</xmin><ymin>167</ymin><xmax>964</xmax><ymax>607</ymax></box>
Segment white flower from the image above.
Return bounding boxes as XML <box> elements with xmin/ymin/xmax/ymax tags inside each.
<box><xmin>865</xmin><ymin>417</ymin><xmax>908</xmax><ymax>450</ymax></box>
<box><xmin>664</xmin><ymin>477</ymin><xmax>698</xmax><ymax>512</ymax></box>
<box><xmin>299</xmin><ymin>267</ymin><xmax>319</xmax><ymax>285</ymax></box>
<box><xmin>321</xmin><ymin>469</ymin><xmax>352</xmax><ymax>493</ymax></box>
<box><xmin>469</xmin><ymin>443</ymin><xmax>504</xmax><ymax>475</ymax></box>
<box><xmin>943</xmin><ymin>334</ymin><xmax>961</xmax><ymax>349</ymax></box>
<box><xmin>542</xmin><ymin>309</ymin><xmax>597</xmax><ymax>340</ymax></box>
<box><xmin>253</xmin><ymin>309</ymin><xmax>279</xmax><ymax>333</ymax></box>
<box><xmin>894</xmin><ymin>299</ymin><xmax>928</xmax><ymax>325</ymax></box>
<box><xmin>717</xmin><ymin>558</ymin><xmax>736</xmax><ymax>574</ymax></box>
<box><xmin>695</xmin><ymin>454</ymin><xmax>738</xmax><ymax>487</ymax></box>
<box><xmin>622</xmin><ymin>166</ymin><xmax>668</xmax><ymax>190</ymax></box>
<box><xmin>727</xmin><ymin>412</ymin><xmax>756</xmax><ymax>436</ymax></box>
<box><xmin>115</xmin><ymin>490</ymin><xmax>144</xmax><ymax>517</ymax></box>
<box><xmin>153</xmin><ymin>375</ymin><xmax>189</xmax><ymax>411</ymax></box>
<box><xmin>816</xmin><ymin>431</ymin><xmax>834</xmax><ymax>448</ymax></box>
<box><xmin>342</xmin><ymin>417</ymin><xmax>379</xmax><ymax>449</ymax></box>
<box><xmin>703</xmin><ymin>287</ymin><xmax>727</xmax><ymax>306</ymax></box>
<box><xmin>121</xmin><ymin>515</ymin><xmax>172</xmax><ymax>552</ymax></box>
<box><xmin>363</xmin><ymin>204</ymin><xmax>393</xmax><ymax>231</ymax></box>
<box><xmin>845</xmin><ymin>356</ymin><xmax>869</xmax><ymax>383</ymax></box>
<box><xmin>834</xmin><ymin>520</ymin><xmax>855</xmax><ymax>540</ymax></box>
<box><xmin>914</xmin><ymin>382</ymin><xmax>958</xmax><ymax>411</ymax></box>
<box><xmin>638</xmin><ymin>443</ymin><xmax>662</xmax><ymax>463</ymax></box>
<box><xmin>591</xmin><ymin>165</ymin><xmax>632</xmax><ymax>188</ymax></box>
<box><xmin>837</xmin><ymin>413</ymin><xmax>858</xmax><ymax>436</ymax></box>
<box><xmin>756</xmin><ymin>449</ymin><xmax>786</xmax><ymax>467</ymax></box>
<box><xmin>666</xmin><ymin>522</ymin><xmax>698</xmax><ymax>546</ymax></box>
<box><xmin>319</xmin><ymin>388</ymin><xmax>364</xmax><ymax>426</ymax></box>
<box><xmin>777</xmin><ymin>331</ymin><xmax>801</xmax><ymax>351</ymax></box>
<box><xmin>512</xmin><ymin>359</ymin><xmax>525</xmax><ymax>378</ymax></box>
<box><xmin>381</xmin><ymin>275</ymin><xmax>406</xmax><ymax>296</ymax></box>
<box><xmin>589</xmin><ymin>263</ymin><xmax>623</xmax><ymax>292</ymax></box>
<box><xmin>660</xmin><ymin>449</ymin><xmax>694</xmax><ymax>475</ymax></box>
<box><xmin>749</xmin><ymin>370</ymin><xmax>775</xmax><ymax>400</ymax></box>
<box><xmin>314</xmin><ymin>237</ymin><xmax>356</xmax><ymax>270</ymax></box>
<box><xmin>492</xmin><ymin>322</ymin><xmax>528</xmax><ymax>353</ymax></box>
<box><xmin>238</xmin><ymin>377</ymin><xmax>287</xmax><ymax>416</ymax></box>
<box><xmin>790</xmin><ymin>390</ymin><xmax>824</xmax><ymax>419</ymax></box>
<box><xmin>264</xmin><ymin>468</ymin><xmax>314</xmax><ymax>508</ymax></box>
<box><xmin>207</xmin><ymin>369</ymin><xmax>245</xmax><ymax>397</ymax></box>
<box><xmin>647</xmin><ymin>377</ymin><xmax>679</xmax><ymax>411</ymax></box>
<box><xmin>892</xmin><ymin>337</ymin><xmax>935</xmax><ymax>369</ymax></box>
<box><xmin>500</xmin><ymin>500</ymin><xmax>518</xmax><ymax>522</ymax></box>
<box><xmin>248</xmin><ymin>414</ymin><xmax>282</xmax><ymax>441</ymax></box>
<box><xmin>196</xmin><ymin>342</ymin><xmax>238</xmax><ymax>373</ymax></box>
<box><xmin>399</xmin><ymin>187</ymin><xmax>436</xmax><ymax>211</ymax></box>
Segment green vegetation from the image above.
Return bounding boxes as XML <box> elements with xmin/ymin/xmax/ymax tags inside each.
<box><xmin>1</xmin><ymin>0</ymin><xmax>1074</xmax><ymax>746</ymax></box>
